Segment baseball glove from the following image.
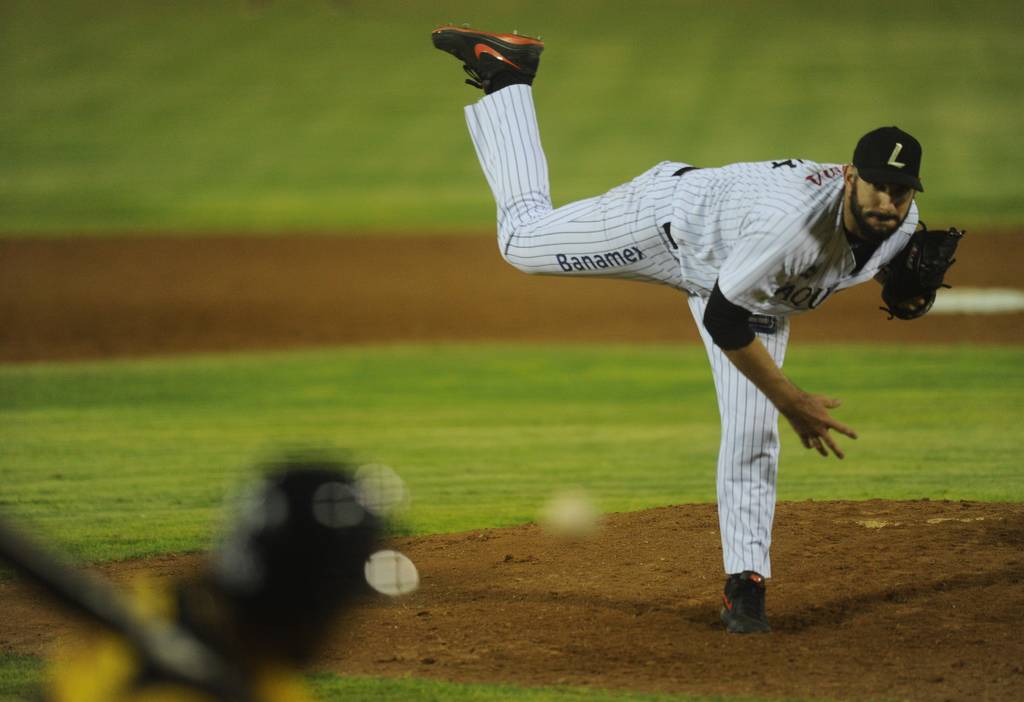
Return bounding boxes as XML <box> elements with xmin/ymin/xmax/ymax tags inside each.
<box><xmin>879</xmin><ymin>226</ymin><xmax>964</xmax><ymax>320</ymax></box>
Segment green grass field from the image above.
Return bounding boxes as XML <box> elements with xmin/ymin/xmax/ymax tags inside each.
<box><xmin>8</xmin><ymin>343</ymin><xmax>1018</xmax><ymax>700</ymax></box>
<box><xmin>3</xmin><ymin>0</ymin><xmax>1023</xmax><ymax>233</ymax></box>
<box><xmin>0</xmin><ymin>655</ymin><xmax>797</xmax><ymax>702</ymax></box>
<box><xmin>4</xmin><ymin>344</ymin><xmax>1022</xmax><ymax>562</ymax></box>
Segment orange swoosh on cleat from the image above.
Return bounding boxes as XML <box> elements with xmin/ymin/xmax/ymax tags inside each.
<box><xmin>474</xmin><ymin>43</ymin><xmax>521</xmax><ymax>69</ymax></box>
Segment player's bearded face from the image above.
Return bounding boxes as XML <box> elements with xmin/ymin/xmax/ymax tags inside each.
<box><xmin>849</xmin><ymin>178</ymin><xmax>910</xmax><ymax>244</ymax></box>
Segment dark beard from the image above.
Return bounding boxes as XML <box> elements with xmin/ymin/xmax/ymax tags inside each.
<box><xmin>850</xmin><ymin>181</ymin><xmax>907</xmax><ymax>245</ymax></box>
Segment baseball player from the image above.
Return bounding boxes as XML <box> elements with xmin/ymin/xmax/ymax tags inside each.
<box><xmin>431</xmin><ymin>26</ymin><xmax>962</xmax><ymax>633</ymax></box>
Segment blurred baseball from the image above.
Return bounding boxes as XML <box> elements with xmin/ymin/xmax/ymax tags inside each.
<box><xmin>355</xmin><ymin>463</ymin><xmax>409</xmax><ymax>516</ymax></box>
<box><xmin>364</xmin><ymin>549</ymin><xmax>419</xmax><ymax>596</ymax></box>
<box><xmin>539</xmin><ymin>488</ymin><xmax>600</xmax><ymax>538</ymax></box>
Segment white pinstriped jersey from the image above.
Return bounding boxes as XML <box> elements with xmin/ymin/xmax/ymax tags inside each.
<box><xmin>669</xmin><ymin>159</ymin><xmax>919</xmax><ymax>316</ymax></box>
<box><xmin>461</xmin><ymin>85</ymin><xmax>918</xmax><ymax>578</ymax></box>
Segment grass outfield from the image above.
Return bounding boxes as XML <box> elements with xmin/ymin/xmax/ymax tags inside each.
<box><xmin>0</xmin><ymin>656</ymin><xmax>797</xmax><ymax>702</ymax></box>
<box><xmin>2</xmin><ymin>344</ymin><xmax>1021</xmax><ymax>562</ymax></box>
<box><xmin>322</xmin><ymin>676</ymin><xmax>804</xmax><ymax>702</ymax></box>
<box><xmin>3</xmin><ymin>0</ymin><xmax>1022</xmax><ymax>233</ymax></box>
<box><xmin>2</xmin><ymin>343</ymin><xmax>1021</xmax><ymax>701</ymax></box>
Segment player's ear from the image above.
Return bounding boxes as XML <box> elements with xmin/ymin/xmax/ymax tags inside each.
<box><xmin>842</xmin><ymin>165</ymin><xmax>857</xmax><ymax>188</ymax></box>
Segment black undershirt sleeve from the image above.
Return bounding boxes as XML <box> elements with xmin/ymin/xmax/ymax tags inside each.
<box><xmin>703</xmin><ymin>280</ymin><xmax>756</xmax><ymax>350</ymax></box>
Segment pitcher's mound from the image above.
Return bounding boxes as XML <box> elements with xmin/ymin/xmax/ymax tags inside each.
<box><xmin>2</xmin><ymin>500</ymin><xmax>1022</xmax><ymax>702</ymax></box>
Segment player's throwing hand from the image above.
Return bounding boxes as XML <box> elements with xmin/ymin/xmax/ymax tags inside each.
<box><xmin>779</xmin><ymin>392</ymin><xmax>858</xmax><ymax>459</ymax></box>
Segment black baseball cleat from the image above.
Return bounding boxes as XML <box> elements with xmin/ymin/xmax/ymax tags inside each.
<box><xmin>720</xmin><ymin>571</ymin><xmax>771</xmax><ymax>634</ymax></box>
<box><xmin>431</xmin><ymin>25</ymin><xmax>544</xmax><ymax>93</ymax></box>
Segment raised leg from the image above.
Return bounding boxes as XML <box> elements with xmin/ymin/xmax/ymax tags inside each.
<box><xmin>464</xmin><ymin>85</ymin><xmax>688</xmax><ymax>289</ymax></box>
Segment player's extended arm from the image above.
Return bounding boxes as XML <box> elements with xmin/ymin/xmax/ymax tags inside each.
<box><xmin>723</xmin><ymin>340</ymin><xmax>857</xmax><ymax>459</ymax></box>
<box><xmin>704</xmin><ymin>282</ymin><xmax>857</xmax><ymax>459</ymax></box>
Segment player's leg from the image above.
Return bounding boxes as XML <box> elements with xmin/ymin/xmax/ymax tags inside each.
<box><xmin>465</xmin><ymin>86</ymin><xmax>686</xmax><ymax>288</ymax></box>
<box><xmin>686</xmin><ymin>296</ymin><xmax>791</xmax><ymax>579</ymax></box>
<box><xmin>435</xmin><ymin>26</ymin><xmax>686</xmax><ymax>289</ymax></box>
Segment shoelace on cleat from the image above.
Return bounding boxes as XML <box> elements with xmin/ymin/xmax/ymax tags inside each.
<box><xmin>462</xmin><ymin>64</ymin><xmax>484</xmax><ymax>90</ymax></box>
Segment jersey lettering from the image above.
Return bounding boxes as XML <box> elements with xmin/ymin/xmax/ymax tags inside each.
<box><xmin>556</xmin><ymin>246</ymin><xmax>646</xmax><ymax>272</ymax></box>
<box><xmin>805</xmin><ymin>166</ymin><xmax>843</xmax><ymax>186</ymax></box>
<box><xmin>771</xmin><ymin>283</ymin><xmax>837</xmax><ymax>310</ymax></box>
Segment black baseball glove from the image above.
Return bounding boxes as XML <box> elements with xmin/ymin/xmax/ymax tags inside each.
<box><xmin>879</xmin><ymin>226</ymin><xmax>964</xmax><ymax>320</ymax></box>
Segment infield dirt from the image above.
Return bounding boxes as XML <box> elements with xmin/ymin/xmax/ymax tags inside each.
<box><xmin>1</xmin><ymin>231</ymin><xmax>1022</xmax><ymax>362</ymax></box>
<box><xmin>2</xmin><ymin>232</ymin><xmax>1023</xmax><ymax>701</ymax></box>
<box><xmin>2</xmin><ymin>501</ymin><xmax>1022</xmax><ymax>702</ymax></box>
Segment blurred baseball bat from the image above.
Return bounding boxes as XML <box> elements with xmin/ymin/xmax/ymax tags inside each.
<box><xmin>0</xmin><ymin>514</ymin><xmax>249</xmax><ymax>701</ymax></box>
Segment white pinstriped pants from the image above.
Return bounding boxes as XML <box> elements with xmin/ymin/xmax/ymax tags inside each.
<box><xmin>465</xmin><ymin>85</ymin><xmax>790</xmax><ymax>578</ymax></box>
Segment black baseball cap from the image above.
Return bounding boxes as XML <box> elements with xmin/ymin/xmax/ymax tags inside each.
<box><xmin>853</xmin><ymin>126</ymin><xmax>924</xmax><ymax>192</ymax></box>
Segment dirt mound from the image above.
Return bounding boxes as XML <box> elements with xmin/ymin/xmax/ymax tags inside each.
<box><xmin>3</xmin><ymin>500</ymin><xmax>1023</xmax><ymax>701</ymax></box>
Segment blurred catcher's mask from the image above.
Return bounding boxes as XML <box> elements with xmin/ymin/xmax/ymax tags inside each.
<box><xmin>205</xmin><ymin>459</ymin><xmax>382</xmax><ymax>662</ymax></box>
<box><xmin>38</xmin><ymin>459</ymin><xmax>382</xmax><ymax>702</ymax></box>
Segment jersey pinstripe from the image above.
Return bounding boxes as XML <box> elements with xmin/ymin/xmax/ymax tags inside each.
<box><xmin>465</xmin><ymin>86</ymin><xmax>687</xmax><ymax>289</ymax></box>
<box><xmin>461</xmin><ymin>84</ymin><xmax>914</xmax><ymax>580</ymax></box>
<box><xmin>688</xmin><ymin>294</ymin><xmax>790</xmax><ymax>577</ymax></box>
<box><xmin>671</xmin><ymin>161</ymin><xmax>918</xmax><ymax>314</ymax></box>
